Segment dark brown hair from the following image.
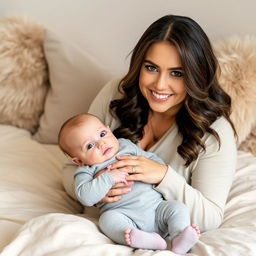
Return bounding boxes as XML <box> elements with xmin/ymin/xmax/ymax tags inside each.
<box><xmin>110</xmin><ymin>15</ymin><xmax>236</xmax><ymax>166</ymax></box>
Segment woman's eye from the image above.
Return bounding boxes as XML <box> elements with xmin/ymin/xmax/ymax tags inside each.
<box><xmin>171</xmin><ymin>70</ymin><xmax>183</xmax><ymax>77</ymax></box>
<box><xmin>87</xmin><ymin>143</ymin><xmax>94</xmax><ymax>150</ymax></box>
<box><xmin>100</xmin><ymin>131</ymin><xmax>107</xmax><ymax>137</ymax></box>
<box><xmin>145</xmin><ymin>65</ymin><xmax>157</xmax><ymax>72</ymax></box>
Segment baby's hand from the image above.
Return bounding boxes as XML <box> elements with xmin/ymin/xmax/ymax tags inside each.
<box><xmin>108</xmin><ymin>169</ymin><xmax>128</xmax><ymax>185</ymax></box>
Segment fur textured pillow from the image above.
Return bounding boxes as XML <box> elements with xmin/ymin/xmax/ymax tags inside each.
<box><xmin>0</xmin><ymin>16</ymin><xmax>48</xmax><ymax>132</ymax></box>
<box><xmin>239</xmin><ymin>126</ymin><xmax>256</xmax><ymax>156</ymax></box>
<box><xmin>215</xmin><ymin>36</ymin><xmax>256</xmax><ymax>147</ymax></box>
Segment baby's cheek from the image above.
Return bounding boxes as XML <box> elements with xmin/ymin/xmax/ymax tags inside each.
<box><xmin>87</xmin><ymin>151</ymin><xmax>101</xmax><ymax>165</ymax></box>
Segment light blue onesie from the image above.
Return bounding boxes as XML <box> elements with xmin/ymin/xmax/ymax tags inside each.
<box><xmin>74</xmin><ymin>138</ymin><xmax>190</xmax><ymax>245</ymax></box>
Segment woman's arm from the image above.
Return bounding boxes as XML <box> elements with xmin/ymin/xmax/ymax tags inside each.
<box><xmin>155</xmin><ymin>118</ymin><xmax>237</xmax><ymax>232</ymax></box>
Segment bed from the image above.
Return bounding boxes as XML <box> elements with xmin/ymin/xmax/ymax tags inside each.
<box><xmin>0</xmin><ymin>16</ymin><xmax>256</xmax><ymax>256</ymax></box>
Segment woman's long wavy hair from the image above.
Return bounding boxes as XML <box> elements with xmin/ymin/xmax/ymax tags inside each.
<box><xmin>110</xmin><ymin>15</ymin><xmax>236</xmax><ymax>166</ymax></box>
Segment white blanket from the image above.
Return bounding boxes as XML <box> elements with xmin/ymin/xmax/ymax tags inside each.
<box><xmin>0</xmin><ymin>125</ymin><xmax>256</xmax><ymax>255</ymax></box>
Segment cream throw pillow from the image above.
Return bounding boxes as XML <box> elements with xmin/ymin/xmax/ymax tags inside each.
<box><xmin>215</xmin><ymin>35</ymin><xmax>256</xmax><ymax>145</ymax></box>
<box><xmin>0</xmin><ymin>16</ymin><xmax>48</xmax><ymax>132</ymax></box>
<box><xmin>33</xmin><ymin>30</ymin><xmax>111</xmax><ymax>144</ymax></box>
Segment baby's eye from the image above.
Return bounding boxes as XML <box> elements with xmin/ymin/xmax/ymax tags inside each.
<box><xmin>145</xmin><ymin>64</ymin><xmax>157</xmax><ymax>72</ymax></box>
<box><xmin>87</xmin><ymin>143</ymin><xmax>94</xmax><ymax>150</ymax></box>
<box><xmin>100</xmin><ymin>130</ymin><xmax>107</xmax><ymax>137</ymax></box>
<box><xmin>171</xmin><ymin>70</ymin><xmax>183</xmax><ymax>77</ymax></box>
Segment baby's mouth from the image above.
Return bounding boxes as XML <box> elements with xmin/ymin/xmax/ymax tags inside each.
<box><xmin>103</xmin><ymin>147</ymin><xmax>112</xmax><ymax>155</ymax></box>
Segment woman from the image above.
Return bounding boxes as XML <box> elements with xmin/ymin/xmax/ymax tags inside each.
<box><xmin>88</xmin><ymin>14</ymin><xmax>237</xmax><ymax>234</ymax></box>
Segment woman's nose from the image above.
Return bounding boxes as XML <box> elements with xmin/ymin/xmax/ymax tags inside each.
<box><xmin>155</xmin><ymin>73</ymin><xmax>168</xmax><ymax>90</ymax></box>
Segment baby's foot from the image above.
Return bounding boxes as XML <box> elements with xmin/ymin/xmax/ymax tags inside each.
<box><xmin>171</xmin><ymin>224</ymin><xmax>200</xmax><ymax>255</ymax></box>
<box><xmin>124</xmin><ymin>228</ymin><xmax>167</xmax><ymax>250</ymax></box>
<box><xmin>191</xmin><ymin>223</ymin><xmax>201</xmax><ymax>237</ymax></box>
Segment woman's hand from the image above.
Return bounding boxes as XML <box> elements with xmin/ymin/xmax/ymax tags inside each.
<box><xmin>109</xmin><ymin>155</ymin><xmax>168</xmax><ymax>184</ymax></box>
<box><xmin>94</xmin><ymin>168</ymin><xmax>133</xmax><ymax>203</ymax></box>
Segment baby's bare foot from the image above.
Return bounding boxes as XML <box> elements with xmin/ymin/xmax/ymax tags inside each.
<box><xmin>124</xmin><ymin>229</ymin><xmax>132</xmax><ymax>246</ymax></box>
<box><xmin>191</xmin><ymin>223</ymin><xmax>201</xmax><ymax>237</ymax></box>
<box><xmin>124</xmin><ymin>228</ymin><xmax>167</xmax><ymax>250</ymax></box>
<box><xmin>171</xmin><ymin>225</ymin><xmax>200</xmax><ymax>255</ymax></box>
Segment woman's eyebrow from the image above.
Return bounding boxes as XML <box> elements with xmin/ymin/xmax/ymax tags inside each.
<box><xmin>144</xmin><ymin>59</ymin><xmax>183</xmax><ymax>70</ymax></box>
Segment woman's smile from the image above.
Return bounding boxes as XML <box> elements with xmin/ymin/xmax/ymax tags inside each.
<box><xmin>151</xmin><ymin>90</ymin><xmax>174</xmax><ymax>102</ymax></box>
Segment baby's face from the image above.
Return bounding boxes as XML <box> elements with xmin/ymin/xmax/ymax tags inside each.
<box><xmin>65</xmin><ymin>116</ymin><xmax>119</xmax><ymax>166</ymax></box>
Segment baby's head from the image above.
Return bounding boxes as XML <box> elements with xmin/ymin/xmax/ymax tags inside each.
<box><xmin>58</xmin><ymin>113</ymin><xmax>119</xmax><ymax>166</ymax></box>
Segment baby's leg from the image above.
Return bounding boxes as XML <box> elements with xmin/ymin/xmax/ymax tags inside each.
<box><xmin>156</xmin><ymin>200</ymin><xmax>199</xmax><ymax>254</ymax></box>
<box><xmin>124</xmin><ymin>228</ymin><xmax>167</xmax><ymax>250</ymax></box>
<box><xmin>99</xmin><ymin>210</ymin><xmax>167</xmax><ymax>250</ymax></box>
<box><xmin>99</xmin><ymin>210</ymin><xmax>136</xmax><ymax>245</ymax></box>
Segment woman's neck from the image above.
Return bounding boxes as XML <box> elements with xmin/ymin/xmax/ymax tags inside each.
<box><xmin>150</xmin><ymin>111</ymin><xmax>175</xmax><ymax>123</ymax></box>
<box><xmin>150</xmin><ymin>112</ymin><xmax>175</xmax><ymax>138</ymax></box>
<box><xmin>140</xmin><ymin>111</ymin><xmax>176</xmax><ymax>151</ymax></box>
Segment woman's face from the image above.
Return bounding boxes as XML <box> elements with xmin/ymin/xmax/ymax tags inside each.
<box><xmin>139</xmin><ymin>41</ymin><xmax>187</xmax><ymax>116</ymax></box>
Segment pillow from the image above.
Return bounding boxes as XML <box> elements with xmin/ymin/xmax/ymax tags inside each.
<box><xmin>0</xmin><ymin>16</ymin><xmax>48</xmax><ymax>132</ymax></box>
<box><xmin>33</xmin><ymin>29</ymin><xmax>112</xmax><ymax>144</ymax></box>
<box><xmin>214</xmin><ymin>35</ymin><xmax>256</xmax><ymax>145</ymax></box>
<box><xmin>239</xmin><ymin>126</ymin><xmax>256</xmax><ymax>156</ymax></box>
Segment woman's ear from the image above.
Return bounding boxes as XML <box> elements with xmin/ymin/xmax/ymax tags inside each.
<box><xmin>71</xmin><ymin>157</ymin><xmax>84</xmax><ymax>166</ymax></box>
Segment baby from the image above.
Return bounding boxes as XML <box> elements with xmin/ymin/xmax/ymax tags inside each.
<box><xmin>58</xmin><ymin>113</ymin><xmax>200</xmax><ymax>254</ymax></box>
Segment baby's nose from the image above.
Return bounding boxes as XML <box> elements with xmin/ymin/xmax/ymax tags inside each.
<box><xmin>97</xmin><ymin>140</ymin><xmax>105</xmax><ymax>148</ymax></box>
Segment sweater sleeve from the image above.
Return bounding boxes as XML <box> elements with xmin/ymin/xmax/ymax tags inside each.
<box><xmin>155</xmin><ymin>118</ymin><xmax>237</xmax><ymax>232</ymax></box>
<box><xmin>74</xmin><ymin>167</ymin><xmax>115</xmax><ymax>207</ymax></box>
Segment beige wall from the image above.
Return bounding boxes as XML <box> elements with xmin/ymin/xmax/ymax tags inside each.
<box><xmin>1</xmin><ymin>0</ymin><xmax>255</xmax><ymax>76</ymax></box>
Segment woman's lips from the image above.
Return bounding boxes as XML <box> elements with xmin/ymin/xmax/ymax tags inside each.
<box><xmin>151</xmin><ymin>90</ymin><xmax>173</xmax><ymax>102</ymax></box>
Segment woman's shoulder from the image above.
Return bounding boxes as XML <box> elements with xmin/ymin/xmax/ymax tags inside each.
<box><xmin>97</xmin><ymin>77</ymin><xmax>122</xmax><ymax>99</ymax></box>
<box><xmin>205</xmin><ymin>116</ymin><xmax>236</xmax><ymax>147</ymax></box>
<box><xmin>196</xmin><ymin>116</ymin><xmax>237</xmax><ymax>164</ymax></box>
<box><xmin>211</xmin><ymin>116</ymin><xmax>233</xmax><ymax>133</ymax></box>
<box><xmin>88</xmin><ymin>77</ymin><xmax>122</xmax><ymax>120</ymax></box>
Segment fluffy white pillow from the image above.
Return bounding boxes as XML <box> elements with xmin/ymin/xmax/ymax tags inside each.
<box><xmin>215</xmin><ymin>35</ymin><xmax>256</xmax><ymax>145</ymax></box>
<box><xmin>0</xmin><ymin>16</ymin><xmax>48</xmax><ymax>132</ymax></box>
<box><xmin>33</xmin><ymin>29</ymin><xmax>111</xmax><ymax>144</ymax></box>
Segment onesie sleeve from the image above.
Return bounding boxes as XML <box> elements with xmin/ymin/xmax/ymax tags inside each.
<box><xmin>74</xmin><ymin>167</ymin><xmax>115</xmax><ymax>206</ymax></box>
<box><xmin>155</xmin><ymin>118</ymin><xmax>237</xmax><ymax>232</ymax></box>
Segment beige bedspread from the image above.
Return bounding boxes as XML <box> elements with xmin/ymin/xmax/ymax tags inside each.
<box><xmin>0</xmin><ymin>125</ymin><xmax>256</xmax><ymax>256</ymax></box>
